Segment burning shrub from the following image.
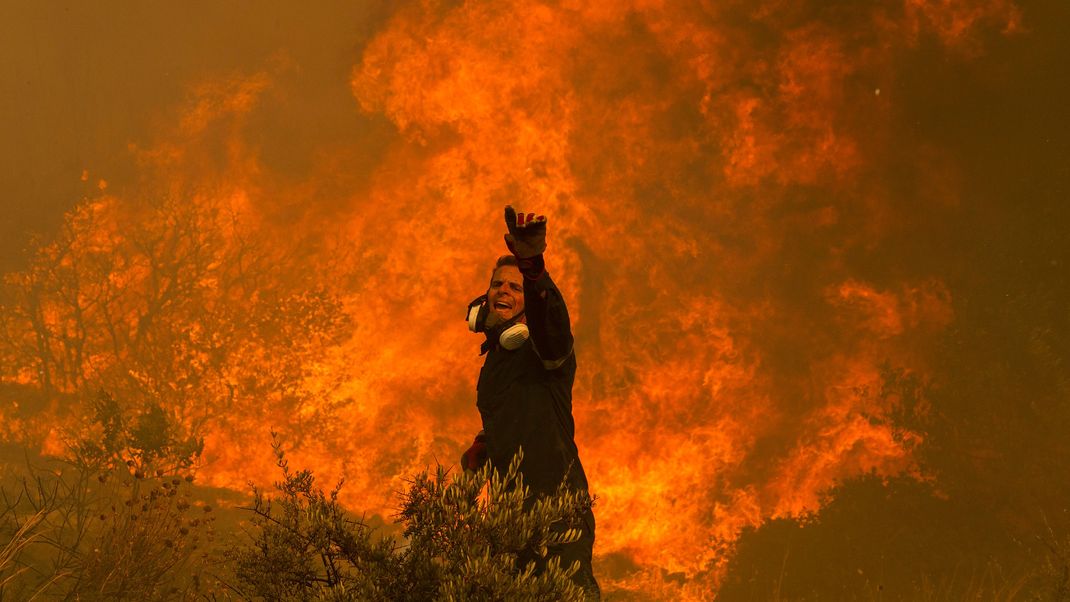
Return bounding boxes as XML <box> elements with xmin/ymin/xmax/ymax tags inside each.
<box><xmin>0</xmin><ymin>194</ymin><xmax>354</xmax><ymax>452</ymax></box>
<box><xmin>71</xmin><ymin>391</ymin><xmax>204</xmax><ymax>476</ymax></box>
<box><xmin>232</xmin><ymin>435</ymin><xmax>593</xmax><ymax>601</ymax></box>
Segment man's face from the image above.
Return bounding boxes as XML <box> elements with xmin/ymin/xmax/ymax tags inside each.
<box><xmin>486</xmin><ymin>265</ymin><xmax>525</xmax><ymax>329</ymax></box>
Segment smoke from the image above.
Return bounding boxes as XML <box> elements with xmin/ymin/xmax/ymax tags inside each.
<box><xmin>0</xmin><ymin>1</ymin><xmax>397</xmax><ymax>271</ymax></box>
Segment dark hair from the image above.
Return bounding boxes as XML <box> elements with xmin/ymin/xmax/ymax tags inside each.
<box><xmin>489</xmin><ymin>255</ymin><xmax>518</xmax><ymax>285</ymax></box>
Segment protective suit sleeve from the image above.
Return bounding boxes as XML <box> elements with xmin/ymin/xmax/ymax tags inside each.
<box><xmin>523</xmin><ymin>269</ymin><xmax>574</xmax><ymax>370</ymax></box>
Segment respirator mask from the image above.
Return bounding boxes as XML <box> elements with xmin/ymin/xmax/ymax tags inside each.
<box><xmin>466</xmin><ymin>294</ymin><xmax>529</xmax><ymax>351</ymax></box>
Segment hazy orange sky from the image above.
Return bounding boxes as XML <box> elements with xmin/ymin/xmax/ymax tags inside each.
<box><xmin>0</xmin><ymin>1</ymin><xmax>395</xmax><ymax>272</ymax></box>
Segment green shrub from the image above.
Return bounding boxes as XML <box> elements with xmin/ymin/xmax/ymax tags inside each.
<box><xmin>232</xmin><ymin>435</ymin><xmax>593</xmax><ymax>601</ymax></box>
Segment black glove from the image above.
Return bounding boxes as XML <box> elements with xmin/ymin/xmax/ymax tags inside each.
<box><xmin>504</xmin><ymin>205</ymin><xmax>547</xmax><ymax>279</ymax></box>
<box><xmin>504</xmin><ymin>205</ymin><xmax>547</xmax><ymax>259</ymax></box>
<box><xmin>460</xmin><ymin>431</ymin><xmax>488</xmax><ymax>473</ymax></box>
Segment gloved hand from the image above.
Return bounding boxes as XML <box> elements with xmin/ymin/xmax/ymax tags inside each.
<box><xmin>460</xmin><ymin>431</ymin><xmax>488</xmax><ymax>473</ymax></box>
<box><xmin>504</xmin><ymin>205</ymin><xmax>547</xmax><ymax>259</ymax></box>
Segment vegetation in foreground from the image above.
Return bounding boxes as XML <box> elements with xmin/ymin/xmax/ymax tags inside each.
<box><xmin>0</xmin><ymin>394</ymin><xmax>594</xmax><ymax>601</ymax></box>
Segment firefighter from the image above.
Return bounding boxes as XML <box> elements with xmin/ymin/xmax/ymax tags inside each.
<box><xmin>460</xmin><ymin>205</ymin><xmax>599</xmax><ymax>598</ymax></box>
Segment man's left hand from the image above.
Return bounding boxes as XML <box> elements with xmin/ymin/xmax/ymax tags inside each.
<box><xmin>504</xmin><ymin>205</ymin><xmax>547</xmax><ymax>259</ymax></box>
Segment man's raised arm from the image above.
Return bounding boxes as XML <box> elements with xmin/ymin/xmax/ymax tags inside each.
<box><xmin>503</xmin><ymin>206</ymin><xmax>574</xmax><ymax>370</ymax></box>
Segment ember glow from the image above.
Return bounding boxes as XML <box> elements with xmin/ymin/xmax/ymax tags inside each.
<box><xmin>0</xmin><ymin>0</ymin><xmax>1045</xmax><ymax>598</ymax></box>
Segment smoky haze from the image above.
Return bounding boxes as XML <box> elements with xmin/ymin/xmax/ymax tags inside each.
<box><xmin>0</xmin><ymin>1</ymin><xmax>397</xmax><ymax>272</ymax></box>
<box><xmin>1</xmin><ymin>0</ymin><xmax>1068</xmax><ymax>599</ymax></box>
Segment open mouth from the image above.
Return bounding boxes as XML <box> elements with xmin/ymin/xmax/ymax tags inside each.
<box><xmin>493</xmin><ymin>301</ymin><xmax>511</xmax><ymax>310</ymax></box>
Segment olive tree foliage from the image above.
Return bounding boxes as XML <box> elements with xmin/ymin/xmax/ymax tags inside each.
<box><xmin>0</xmin><ymin>195</ymin><xmax>354</xmax><ymax>442</ymax></box>
<box><xmin>233</xmin><ymin>439</ymin><xmax>593</xmax><ymax>601</ymax></box>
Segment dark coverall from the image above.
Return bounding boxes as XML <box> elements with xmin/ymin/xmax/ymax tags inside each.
<box><xmin>476</xmin><ymin>269</ymin><xmax>600</xmax><ymax>598</ymax></box>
